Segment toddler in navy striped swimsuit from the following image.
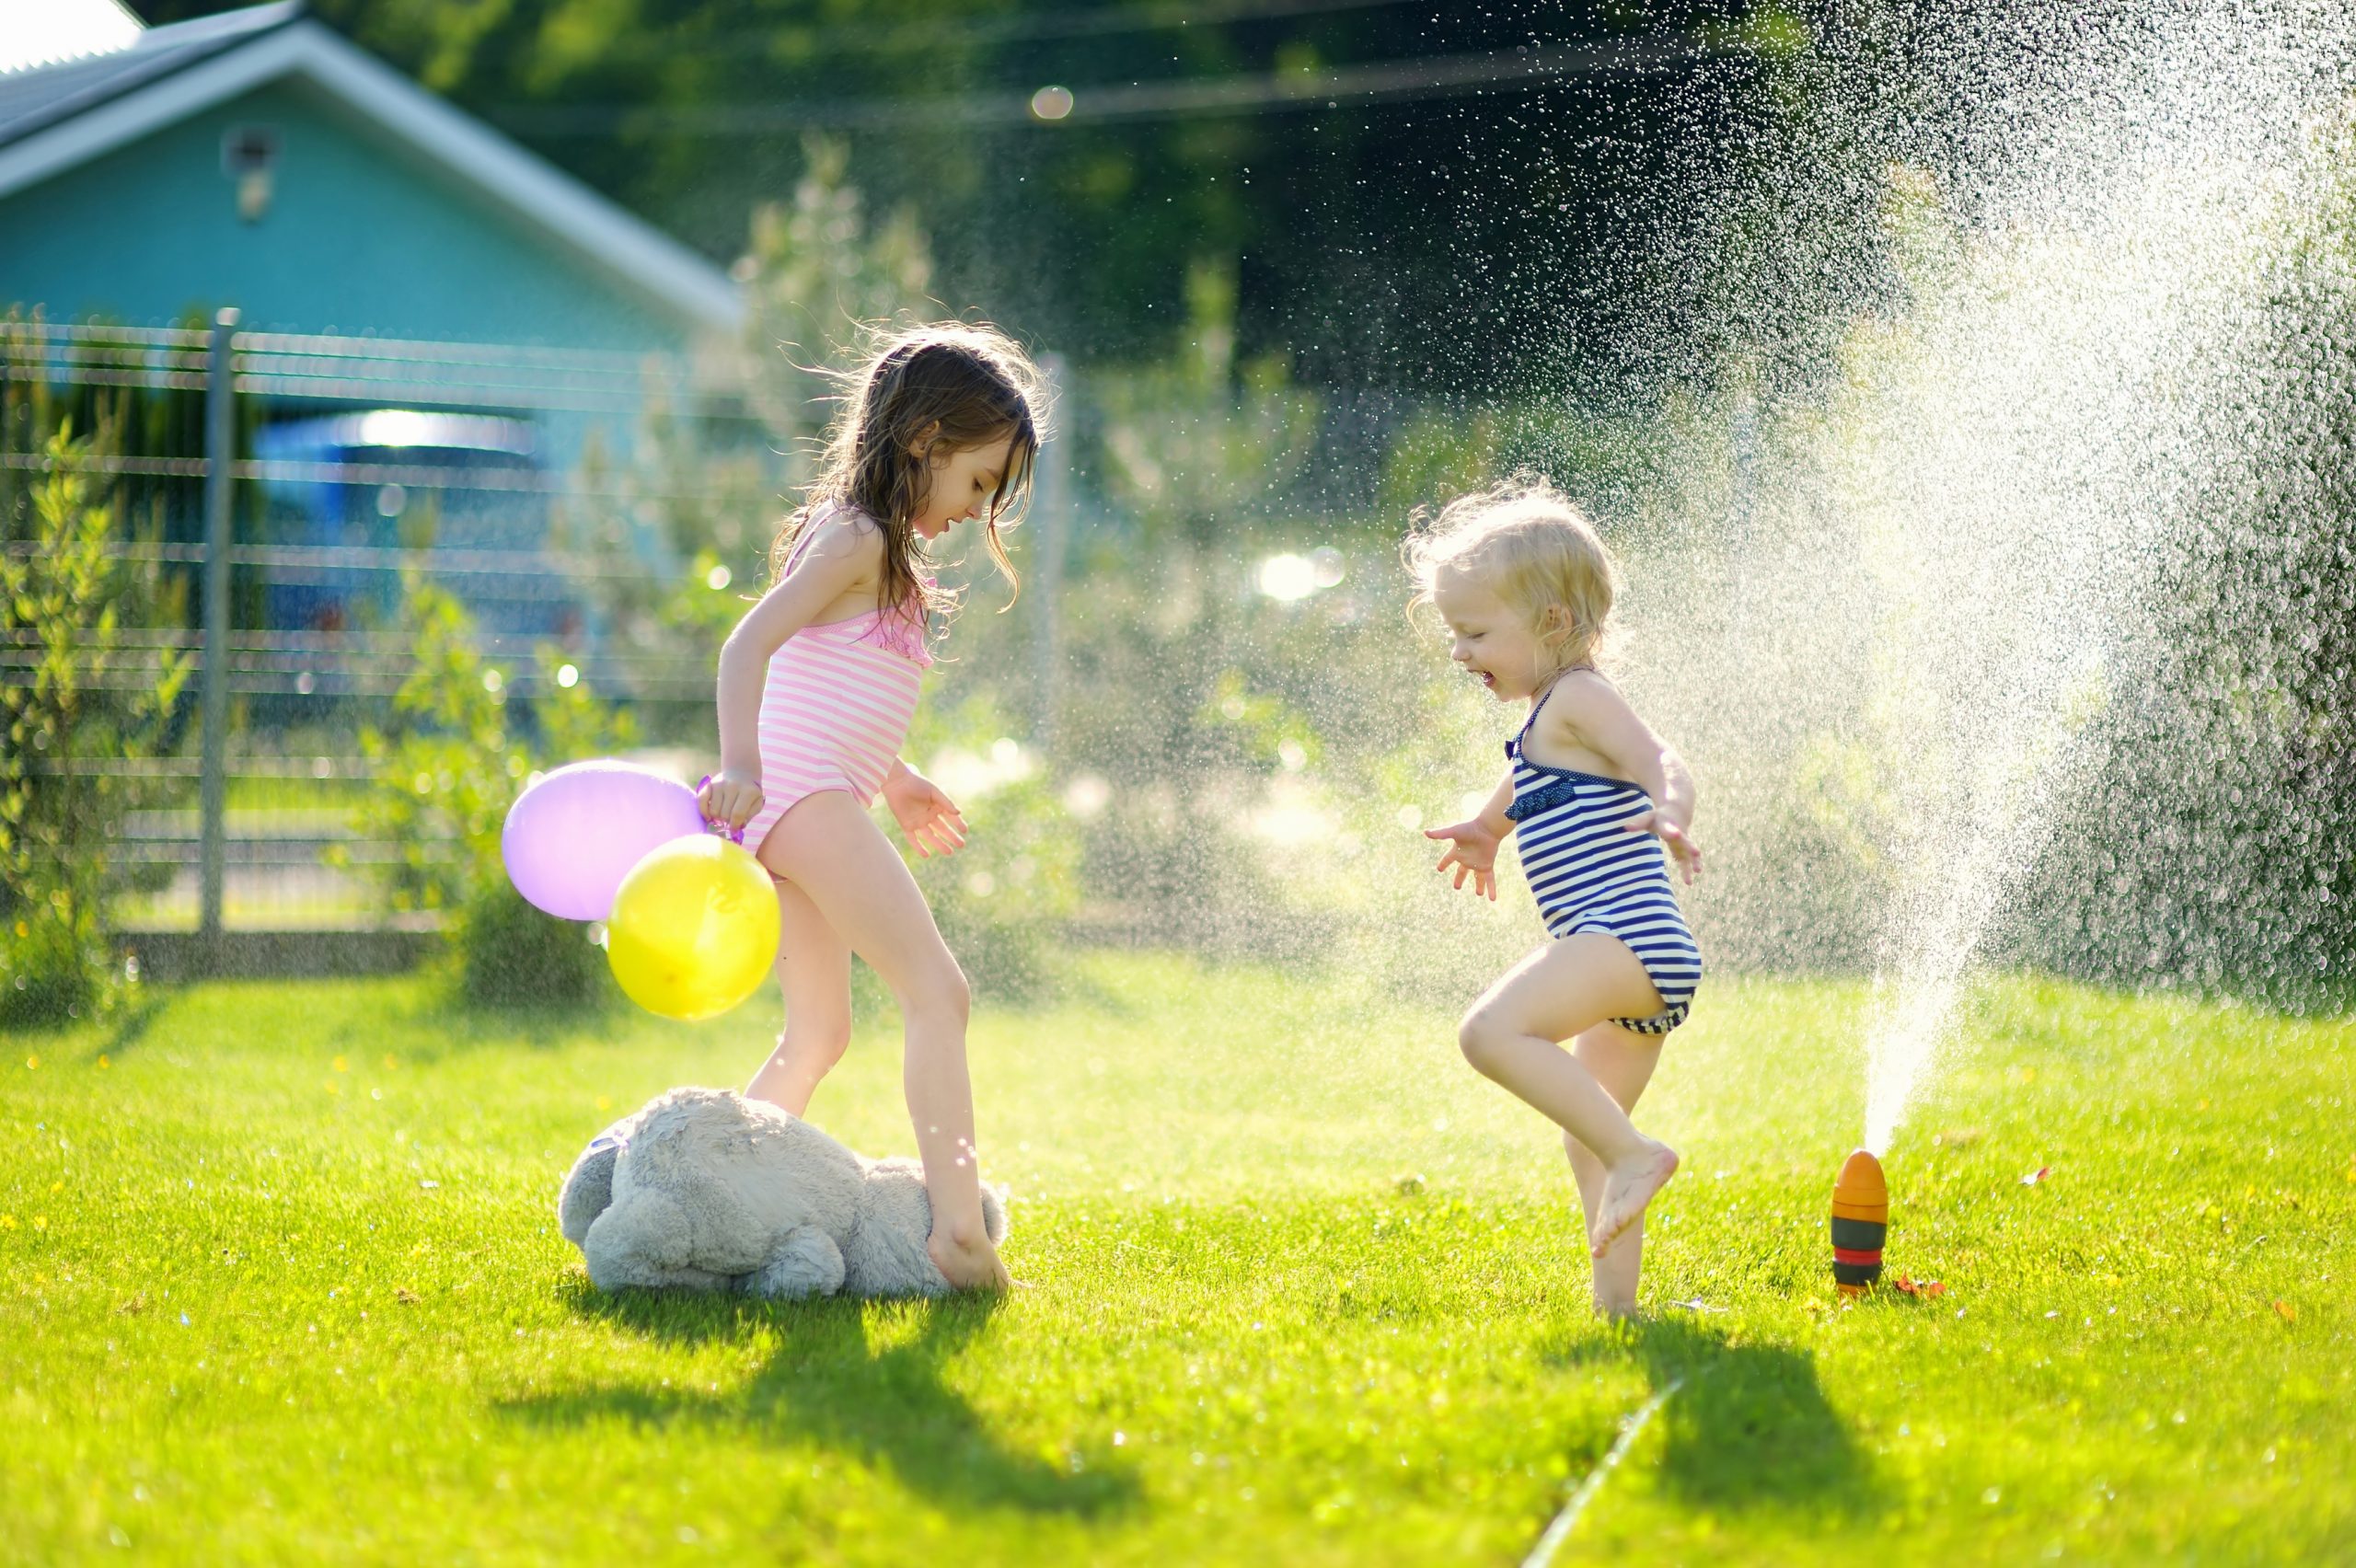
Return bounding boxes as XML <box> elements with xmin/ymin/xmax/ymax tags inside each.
<box><xmin>1409</xmin><ymin>476</ymin><xmax>1703</xmax><ymax>1319</ymax></box>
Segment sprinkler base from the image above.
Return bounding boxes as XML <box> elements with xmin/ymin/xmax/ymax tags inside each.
<box><xmin>1831</xmin><ymin>1148</ymin><xmax>1888</xmax><ymax>1294</ymax></box>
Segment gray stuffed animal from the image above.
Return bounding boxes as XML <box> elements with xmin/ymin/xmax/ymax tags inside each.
<box><xmin>557</xmin><ymin>1087</ymin><xmax>1008</xmax><ymax>1298</ymax></box>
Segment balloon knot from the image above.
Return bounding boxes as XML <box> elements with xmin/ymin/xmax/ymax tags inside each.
<box><xmin>695</xmin><ymin>776</ymin><xmax>745</xmax><ymax>844</ymax></box>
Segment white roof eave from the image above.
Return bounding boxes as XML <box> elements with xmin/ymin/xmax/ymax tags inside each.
<box><xmin>0</xmin><ymin>19</ymin><xmax>743</xmax><ymax>335</ymax></box>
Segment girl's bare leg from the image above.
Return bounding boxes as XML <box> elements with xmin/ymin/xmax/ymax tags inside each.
<box><xmin>756</xmin><ymin>790</ymin><xmax>1010</xmax><ymax>1291</ymax></box>
<box><xmin>743</xmin><ymin>871</ymin><xmax>853</xmax><ymax>1118</ymax></box>
<box><xmin>1561</xmin><ymin>1022</ymin><xmax>1668</xmax><ymax>1318</ymax></box>
<box><xmin>1458</xmin><ymin>934</ymin><xmax>1679</xmax><ymax>1260</ymax></box>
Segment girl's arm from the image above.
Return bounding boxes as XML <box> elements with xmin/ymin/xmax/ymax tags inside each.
<box><xmin>880</xmin><ymin>756</ymin><xmax>968</xmax><ymax>859</ymax></box>
<box><xmin>1424</xmin><ymin>766</ymin><xmax>1518</xmax><ymax>901</ymax></box>
<box><xmin>699</xmin><ymin>518</ymin><xmax>877</xmax><ymax>830</ymax></box>
<box><xmin>1553</xmin><ymin>675</ymin><xmax>1703</xmax><ymax>883</ymax></box>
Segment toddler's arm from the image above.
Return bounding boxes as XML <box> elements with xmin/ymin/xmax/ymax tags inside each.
<box><xmin>1424</xmin><ymin>767</ymin><xmax>1516</xmax><ymax>900</ymax></box>
<box><xmin>1553</xmin><ymin>675</ymin><xmax>1703</xmax><ymax>882</ymax></box>
<box><xmin>700</xmin><ymin>519</ymin><xmax>878</xmax><ymax>830</ymax></box>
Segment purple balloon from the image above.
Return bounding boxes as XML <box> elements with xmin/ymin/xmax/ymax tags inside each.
<box><xmin>502</xmin><ymin>760</ymin><xmax>706</xmax><ymax>921</ymax></box>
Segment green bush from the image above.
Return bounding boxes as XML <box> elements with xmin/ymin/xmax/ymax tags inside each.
<box><xmin>456</xmin><ymin>876</ymin><xmax>612</xmax><ymax>1009</ymax></box>
<box><xmin>902</xmin><ymin>692</ymin><xmax>1081</xmax><ymax>1003</ymax></box>
<box><xmin>330</xmin><ymin>576</ymin><xmax>634</xmax><ymax>1009</ymax></box>
<box><xmin>0</xmin><ymin>898</ymin><xmax>106</xmax><ymax>1028</ymax></box>
<box><xmin>0</xmin><ymin>415</ymin><xmax>189</xmax><ymax>1029</ymax></box>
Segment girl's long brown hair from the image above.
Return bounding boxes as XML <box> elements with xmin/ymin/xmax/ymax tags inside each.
<box><xmin>769</xmin><ymin>323</ymin><xmax>1044</xmax><ymax>624</ymax></box>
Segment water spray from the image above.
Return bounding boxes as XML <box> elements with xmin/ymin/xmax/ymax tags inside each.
<box><xmin>1830</xmin><ymin>1149</ymin><xmax>1888</xmax><ymax>1297</ymax></box>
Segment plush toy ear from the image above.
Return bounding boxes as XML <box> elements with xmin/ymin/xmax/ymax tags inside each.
<box><xmin>557</xmin><ymin>1138</ymin><xmax>623</xmax><ymax>1248</ymax></box>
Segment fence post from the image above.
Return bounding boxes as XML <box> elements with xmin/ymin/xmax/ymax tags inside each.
<box><xmin>1032</xmin><ymin>352</ymin><xmax>1071</xmax><ymax>755</ymax></box>
<box><xmin>197</xmin><ymin>307</ymin><xmax>238</xmax><ymax>955</ymax></box>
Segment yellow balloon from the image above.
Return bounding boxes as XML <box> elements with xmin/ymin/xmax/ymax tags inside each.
<box><xmin>605</xmin><ymin>836</ymin><xmax>780</xmax><ymax>1021</ymax></box>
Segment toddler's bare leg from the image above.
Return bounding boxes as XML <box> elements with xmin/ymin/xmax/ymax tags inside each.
<box><xmin>743</xmin><ymin>872</ymin><xmax>853</xmax><ymax>1118</ymax></box>
<box><xmin>1459</xmin><ymin>935</ymin><xmax>1680</xmax><ymax>1262</ymax></box>
<box><xmin>1562</xmin><ymin>1022</ymin><xmax>1668</xmax><ymax>1318</ymax></box>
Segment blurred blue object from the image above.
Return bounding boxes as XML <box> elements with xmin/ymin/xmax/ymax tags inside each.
<box><xmin>253</xmin><ymin>409</ymin><xmax>582</xmax><ymax>641</ymax></box>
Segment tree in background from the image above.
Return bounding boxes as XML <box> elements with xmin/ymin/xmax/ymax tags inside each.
<box><xmin>137</xmin><ymin>0</ymin><xmax>1787</xmax><ymax>392</ymax></box>
<box><xmin>556</xmin><ymin>134</ymin><xmax>941</xmax><ymax>745</ymax></box>
<box><xmin>1096</xmin><ymin>255</ymin><xmax>1320</xmax><ymax>551</ymax></box>
<box><xmin>738</xmin><ymin>133</ymin><xmax>936</xmax><ymax>459</ymax></box>
<box><xmin>2020</xmin><ymin>104</ymin><xmax>2356</xmax><ymax>1003</ymax></box>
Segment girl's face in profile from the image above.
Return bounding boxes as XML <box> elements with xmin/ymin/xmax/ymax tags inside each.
<box><xmin>1433</xmin><ymin>568</ymin><xmax>1548</xmax><ymax>703</ymax></box>
<box><xmin>910</xmin><ymin>432</ymin><xmax>1017</xmax><ymax>541</ymax></box>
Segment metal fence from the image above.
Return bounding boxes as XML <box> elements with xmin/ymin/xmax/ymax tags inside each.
<box><xmin>6</xmin><ymin>314</ymin><xmax>1439</xmax><ymax>965</ymax></box>
<box><xmin>3</xmin><ymin>312</ymin><xmax>768</xmax><ymax>946</ymax></box>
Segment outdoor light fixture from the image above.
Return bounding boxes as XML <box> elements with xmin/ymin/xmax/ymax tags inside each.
<box><xmin>221</xmin><ymin>123</ymin><xmax>279</xmax><ymax>222</ymax></box>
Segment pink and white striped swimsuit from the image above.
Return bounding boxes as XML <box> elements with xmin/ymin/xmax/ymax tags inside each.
<box><xmin>740</xmin><ymin>503</ymin><xmax>933</xmax><ymax>858</ymax></box>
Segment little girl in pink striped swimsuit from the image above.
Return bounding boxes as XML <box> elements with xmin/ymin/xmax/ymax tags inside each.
<box><xmin>732</xmin><ymin>502</ymin><xmax>934</xmax><ymax>859</ymax></box>
<box><xmin>699</xmin><ymin>325</ymin><xmax>1043</xmax><ymax>1294</ymax></box>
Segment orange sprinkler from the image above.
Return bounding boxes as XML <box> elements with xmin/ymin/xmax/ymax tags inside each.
<box><xmin>1831</xmin><ymin>1149</ymin><xmax>1888</xmax><ymax>1296</ymax></box>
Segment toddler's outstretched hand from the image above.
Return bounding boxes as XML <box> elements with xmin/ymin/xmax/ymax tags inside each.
<box><xmin>883</xmin><ymin>766</ymin><xmax>968</xmax><ymax>859</ymax></box>
<box><xmin>699</xmin><ymin>769</ymin><xmax>763</xmax><ymax>836</ymax></box>
<box><xmin>1622</xmin><ymin>810</ymin><xmax>1703</xmax><ymax>883</ymax></box>
<box><xmin>1426</xmin><ymin>817</ymin><xmax>1503</xmax><ymax>901</ymax></box>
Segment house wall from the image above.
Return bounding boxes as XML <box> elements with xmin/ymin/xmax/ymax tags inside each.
<box><xmin>0</xmin><ymin>76</ymin><xmax>699</xmax><ymax>352</ymax></box>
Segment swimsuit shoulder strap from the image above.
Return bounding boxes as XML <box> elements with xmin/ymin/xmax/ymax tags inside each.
<box><xmin>1517</xmin><ymin>664</ymin><xmax>1603</xmax><ymax>743</ymax></box>
<box><xmin>1514</xmin><ymin>699</ymin><xmax>1543</xmax><ymax>745</ymax></box>
<box><xmin>784</xmin><ymin>497</ymin><xmax>872</xmax><ymax>574</ymax></box>
<box><xmin>780</xmin><ymin>502</ymin><xmax>822</xmax><ymax>574</ymax></box>
<box><xmin>1518</xmin><ymin>668</ymin><xmax>1569</xmax><ymax>738</ymax></box>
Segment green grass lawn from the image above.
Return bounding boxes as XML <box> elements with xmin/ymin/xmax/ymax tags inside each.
<box><xmin>4</xmin><ymin>954</ymin><xmax>2350</xmax><ymax>1564</ymax></box>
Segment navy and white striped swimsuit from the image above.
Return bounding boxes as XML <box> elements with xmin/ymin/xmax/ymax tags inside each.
<box><xmin>1503</xmin><ymin>679</ymin><xmax>1702</xmax><ymax>1036</ymax></box>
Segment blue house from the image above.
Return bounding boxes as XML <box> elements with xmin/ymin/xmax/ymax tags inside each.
<box><xmin>0</xmin><ymin>1</ymin><xmax>740</xmax><ymax>349</ymax></box>
<box><xmin>0</xmin><ymin>3</ymin><xmax>750</xmax><ymax>640</ymax></box>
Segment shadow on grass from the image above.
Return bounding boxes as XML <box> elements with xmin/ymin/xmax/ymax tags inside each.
<box><xmin>98</xmin><ymin>991</ymin><xmax>172</xmax><ymax>1057</ymax></box>
<box><xmin>409</xmin><ymin>988</ymin><xmax>632</xmax><ymax>1053</ymax></box>
<box><xmin>1550</xmin><ymin>1314</ymin><xmax>1882</xmax><ymax>1516</ymax></box>
<box><xmin>501</xmin><ymin>1283</ymin><xmax>1138</xmax><ymax>1518</ymax></box>
<box><xmin>0</xmin><ymin>988</ymin><xmax>171</xmax><ymax>1051</ymax></box>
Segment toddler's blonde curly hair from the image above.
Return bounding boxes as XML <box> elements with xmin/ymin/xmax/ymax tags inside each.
<box><xmin>1403</xmin><ymin>474</ymin><xmax>1621</xmax><ymax>676</ymax></box>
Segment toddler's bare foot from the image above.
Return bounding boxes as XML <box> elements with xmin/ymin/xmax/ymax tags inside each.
<box><xmin>1589</xmin><ymin>1140</ymin><xmax>1679</xmax><ymax>1260</ymax></box>
<box><xmin>928</xmin><ymin>1223</ymin><xmax>1013</xmax><ymax>1292</ymax></box>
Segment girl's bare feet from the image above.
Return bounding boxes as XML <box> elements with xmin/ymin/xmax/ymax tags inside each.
<box><xmin>1590</xmin><ymin>1140</ymin><xmax>1679</xmax><ymax>1260</ymax></box>
<box><xmin>928</xmin><ymin>1221</ymin><xmax>1013</xmax><ymax>1292</ymax></box>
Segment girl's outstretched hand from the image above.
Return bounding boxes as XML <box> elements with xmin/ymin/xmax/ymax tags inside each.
<box><xmin>883</xmin><ymin>766</ymin><xmax>968</xmax><ymax>859</ymax></box>
<box><xmin>1425</xmin><ymin>817</ymin><xmax>1504</xmax><ymax>901</ymax></box>
<box><xmin>1622</xmin><ymin>811</ymin><xmax>1703</xmax><ymax>883</ymax></box>
<box><xmin>699</xmin><ymin>768</ymin><xmax>763</xmax><ymax>836</ymax></box>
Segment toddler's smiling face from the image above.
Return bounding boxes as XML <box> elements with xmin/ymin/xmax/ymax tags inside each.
<box><xmin>1433</xmin><ymin>569</ymin><xmax>1547</xmax><ymax>703</ymax></box>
